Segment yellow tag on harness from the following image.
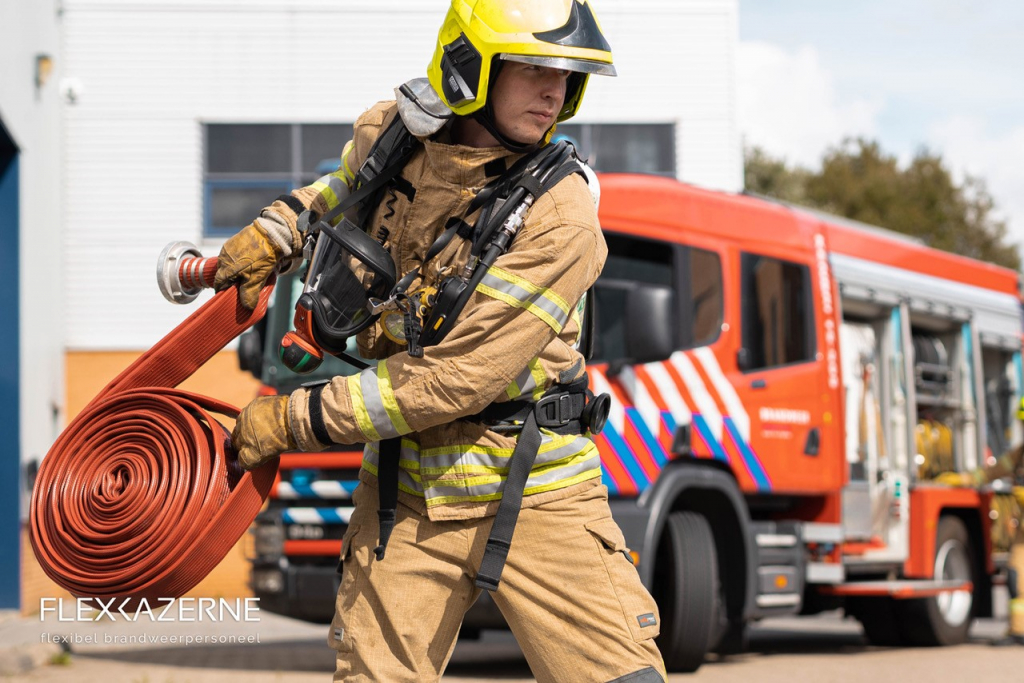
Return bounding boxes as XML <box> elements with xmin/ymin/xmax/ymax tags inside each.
<box><xmin>379</xmin><ymin>286</ymin><xmax>439</xmax><ymax>345</ymax></box>
<box><xmin>380</xmin><ymin>310</ymin><xmax>407</xmax><ymax>344</ymax></box>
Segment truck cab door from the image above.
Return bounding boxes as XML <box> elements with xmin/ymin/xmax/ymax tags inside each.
<box><xmin>733</xmin><ymin>250</ymin><xmax>838</xmax><ymax>493</ymax></box>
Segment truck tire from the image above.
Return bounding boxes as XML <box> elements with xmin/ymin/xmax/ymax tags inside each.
<box><xmin>848</xmin><ymin>596</ymin><xmax>903</xmax><ymax>646</ymax></box>
<box><xmin>900</xmin><ymin>515</ymin><xmax>976</xmax><ymax>646</ymax></box>
<box><xmin>712</xmin><ymin>619</ymin><xmax>747</xmax><ymax>656</ymax></box>
<box><xmin>653</xmin><ymin>511</ymin><xmax>721</xmax><ymax>672</ymax></box>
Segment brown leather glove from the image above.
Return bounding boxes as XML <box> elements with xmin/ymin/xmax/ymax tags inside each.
<box><xmin>214</xmin><ymin>220</ymin><xmax>281</xmax><ymax>310</ymax></box>
<box><xmin>232</xmin><ymin>395</ymin><xmax>296</xmax><ymax>470</ymax></box>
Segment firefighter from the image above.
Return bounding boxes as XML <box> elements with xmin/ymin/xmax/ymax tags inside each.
<box><xmin>215</xmin><ymin>1</ymin><xmax>667</xmax><ymax>681</ymax></box>
<box><xmin>937</xmin><ymin>399</ymin><xmax>1024</xmax><ymax>646</ymax></box>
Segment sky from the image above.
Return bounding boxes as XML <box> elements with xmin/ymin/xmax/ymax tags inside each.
<box><xmin>736</xmin><ymin>0</ymin><xmax>1024</xmax><ymax>256</ymax></box>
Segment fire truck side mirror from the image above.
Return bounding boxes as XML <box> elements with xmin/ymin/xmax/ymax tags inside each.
<box><xmin>625</xmin><ymin>283</ymin><xmax>675</xmax><ymax>365</ymax></box>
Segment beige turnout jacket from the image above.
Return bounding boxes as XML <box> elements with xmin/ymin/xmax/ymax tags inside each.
<box><xmin>271</xmin><ymin>97</ymin><xmax>606</xmax><ymax>521</ymax></box>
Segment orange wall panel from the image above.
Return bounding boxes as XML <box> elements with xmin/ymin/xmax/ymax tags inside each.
<box><xmin>65</xmin><ymin>350</ymin><xmax>263</xmax><ymax>421</ymax></box>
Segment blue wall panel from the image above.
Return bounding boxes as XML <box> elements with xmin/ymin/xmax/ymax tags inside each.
<box><xmin>0</xmin><ymin>121</ymin><xmax>20</xmax><ymax>610</ymax></box>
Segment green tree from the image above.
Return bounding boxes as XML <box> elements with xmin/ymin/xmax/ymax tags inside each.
<box><xmin>744</xmin><ymin>139</ymin><xmax>1020</xmax><ymax>271</ymax></box>
<box><xmin>743</xmin><ymin>146</ymin><xmax>812</xmax><ymax>205</ymax></box>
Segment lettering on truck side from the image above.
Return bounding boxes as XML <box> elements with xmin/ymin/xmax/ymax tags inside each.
<box><xmin>814</xmin><ymin>234</ymin><xmax>840</xmax><ymax>390</ymax></box>
<box><xmin>759</xmin><ymin>408</ymin><xmax>812</xmax><ymax>425</ymax></box>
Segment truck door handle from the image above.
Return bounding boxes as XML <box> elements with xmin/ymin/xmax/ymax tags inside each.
<box><xmin>750</xmin><ymin>379</ymin><xmax>767</xmax><ymax>389</ymax></box>
<box><xmin>804</xmin><ymin>427</ymin><xmax>821</xmax><ymax>456</ymax></box>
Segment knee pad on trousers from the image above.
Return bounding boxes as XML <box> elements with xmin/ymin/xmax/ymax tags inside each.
<box><xmin>605</xmin><ymin>666</ymin><xmax>664</xmax><ymax>683</ymax></box>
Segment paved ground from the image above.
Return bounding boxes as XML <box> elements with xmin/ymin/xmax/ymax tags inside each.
<box><xmin>2</xmin><ymin>599</ymin><xmax>1021</xmax><ymax>682</ymax></box>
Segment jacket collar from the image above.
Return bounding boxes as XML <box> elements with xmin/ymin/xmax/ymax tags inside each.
<box><xmin>421</xmin><ymin>135</ymin><xmax>519</xmax><ymax>186</ymax></box>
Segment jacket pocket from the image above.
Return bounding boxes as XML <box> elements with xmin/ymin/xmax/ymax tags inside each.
<box><xmin>585</xmin><ymin>516</ymin><xmax>661</xmax><ymax>642</ymax></box>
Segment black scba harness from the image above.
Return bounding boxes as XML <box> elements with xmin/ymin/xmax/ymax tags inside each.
<box><xmin>294</xmin><ymin>113</ymin><xmax>588</xmax><ymax>360</ymax></box>
<box><xmin>301</xmin><ymin>112</ymin><xmax>609</xmax><ymax>592</ymax></box>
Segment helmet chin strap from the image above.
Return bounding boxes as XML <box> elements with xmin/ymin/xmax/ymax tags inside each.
<box><xmin>472</xmin><ymin>101</ymin><xmax>545</xmax><ymax>154</ymax></box>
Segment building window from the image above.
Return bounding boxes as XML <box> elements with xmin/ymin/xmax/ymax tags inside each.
<box><xmin>740</xmin><ymin>253</ymin><xmax>815</xmax><ymax>371</ymax></box>
<box><xmin>593</xmin><ymin>233</ymin><xmax>723</xmax><ymax>363</ymax></box>
<box><xmin>557</xmin><ymin>124</ymin><xmax>675</xmax><ymax>176</ymax></box>
<box><xmin>204</xmin><ymin>123</ymin><xmax>353</xmax><ymax>238</ymax></box>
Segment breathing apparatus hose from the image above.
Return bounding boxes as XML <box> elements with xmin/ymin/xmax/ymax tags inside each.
<box><xmin>30</xmin><ymin>256</ymin><xmax>277</xmax><ymax>608</ymax></box>
<box><xmin>448</xmin><ymin>142</ymin><xmax>574</xmax><ymax>322</ymax></box>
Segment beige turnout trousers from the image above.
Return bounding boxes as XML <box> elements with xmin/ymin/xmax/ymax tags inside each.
<box><xmin>328</xmin><ymin>481</ymin><xmax>666</xmax><ymax>682</ymax></box>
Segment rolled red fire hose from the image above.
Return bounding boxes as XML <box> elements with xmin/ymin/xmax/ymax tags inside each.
<box><xmin>30</xmin><ymin>257</ymin><xmax>278</xmax><ymax>606</ymax></box>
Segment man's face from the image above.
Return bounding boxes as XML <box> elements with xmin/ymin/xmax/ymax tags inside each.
<box><xmin>489</xmin><ymin>61</ymin><xmax>570</xmax><ymax>145</ymax></box>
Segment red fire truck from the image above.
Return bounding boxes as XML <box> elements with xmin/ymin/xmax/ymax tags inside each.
<box><xmin>240</xmin><ymin>173</ymin><xmax>1021</xmax><ymax>672</ymax></box>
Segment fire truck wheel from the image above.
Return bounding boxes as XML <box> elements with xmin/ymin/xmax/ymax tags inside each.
<box><xmin>653</xmin><ymin>511</ymin><xmax>721</xmax><ymax>672</ymax></box>
<box><xmin>901</xmin><ymin>515</ymin><xmax>976</xmax><ymax>646</ymax></box>
<box><xmin>711</xmin><ymin>619</ymin><xmax>747</xmax><ymax>655</ymax></box>
<box><xmin>848</xmin><ymin>596</ymin><xmax>903</xmax><ymax>646</ymax></box>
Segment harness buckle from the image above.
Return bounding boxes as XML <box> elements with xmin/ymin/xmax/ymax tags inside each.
<box><xmin>368</xmin><ymin>296</ymin><xmax>399</xmax><ymax>315</ymax></box>
<box><xmin>535</xmin><ymin>393</ymin><xmax>573</xmax><ymax>428</ymax></box>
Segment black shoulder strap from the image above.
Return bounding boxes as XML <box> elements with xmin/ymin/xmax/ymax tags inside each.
<box><xmin>580</xmin><ymin>285</ymin><xmax>596</xmax><ymax>361</ymax></box>
<box><xmin>469</xmin><ymin>141</ymin><xmax>584</xmax><ymax>257</ymax></box>
<box><xmin>317</xmin><ymin>114</ymin><xmax>419</xmax><ymax>230</ymax></box>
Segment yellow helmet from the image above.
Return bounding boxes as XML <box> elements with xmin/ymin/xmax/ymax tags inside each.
<box><xmin>428</xmin><ymin>0</ymin><xmax>616</xmax><ymax>123</ymax></box>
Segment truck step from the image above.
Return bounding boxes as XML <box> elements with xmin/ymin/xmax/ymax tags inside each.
<box><xmin>756</xmin><ymin>593</ymin><xmax>801</xmax><ymax>608</ymax></box>
<box><xmin>821</xmin><ymin>579</ymin><xmax>972</xmax><ymax>599</ymax></box>
<box><xmin>756</xmin><ymin>533</ymin><xmax>798</xmax><ymax>548</ymax></box>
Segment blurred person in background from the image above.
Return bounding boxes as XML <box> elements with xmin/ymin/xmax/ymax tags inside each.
<box><xmin>938</xmin><ymin>397</ymin><xmax>1024</xmax><ymax>646</ymax></box>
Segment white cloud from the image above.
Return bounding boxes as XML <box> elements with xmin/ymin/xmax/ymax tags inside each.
<box><xmin>737</xmin><ymin>40</ymin><xmax>1024</xmax><ymax>263</ymax></box>
<box><xmin>737</xmin><ymin>42</ymin><xmax>883</xmax><ymax>168</ymax></box>
<box><xmin>927</xmin><ymin>117</ymin><xmax>1024</xmax><ymax>254</ymax></box>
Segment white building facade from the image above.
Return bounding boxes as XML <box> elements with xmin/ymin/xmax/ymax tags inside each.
<box><xmin>60</xmin><ymin>0</ymin><xmax>741</xmax><ymax>350</ymax></box>
<box><xmin>8</xmin><ymin>0</ymin><xmax>739</xmax><ymax>608</ymax></box>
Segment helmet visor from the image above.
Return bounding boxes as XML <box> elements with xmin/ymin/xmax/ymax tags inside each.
<box><xmin>500</xmin><ymin>53</ymin><xmax>617</xmax><ymax>77</ymax></box>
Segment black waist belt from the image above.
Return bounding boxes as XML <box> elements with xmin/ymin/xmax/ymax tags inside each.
<box><xmin>474</xmin><ymin>387</ymin><xmax>588</xmax><ymax>435</ymax></box>
<box><xmin>372</xmin><ymin>373</ymin><xmax>600</xmax><ymax>593</ymax></box>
